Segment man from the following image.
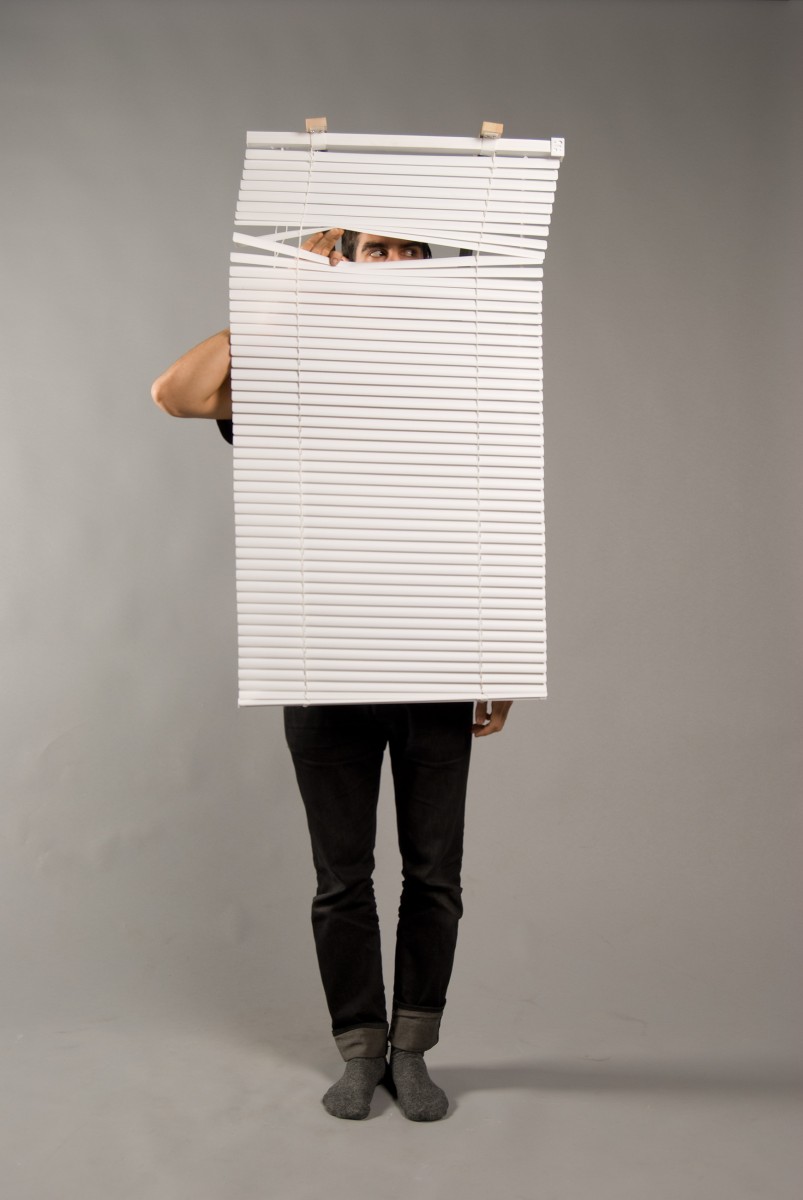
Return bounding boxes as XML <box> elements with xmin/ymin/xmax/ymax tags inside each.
<box><xmin>152</xmin><ymin>229</ymin><xmax>513</xmax><ymax>1121</ymax></box>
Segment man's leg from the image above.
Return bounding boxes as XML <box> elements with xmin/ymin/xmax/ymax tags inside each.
<box><xmin>386</xmin><ymin>701</ymin><xmax>473</xmax><ymax>1119</ymax></box>
<box><xmin>284</xmin><ymin>704</ymin><xmax>389</xmax><ymax>1118</ymax></box>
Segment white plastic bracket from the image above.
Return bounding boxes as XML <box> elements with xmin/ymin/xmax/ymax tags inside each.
<box><xmin>550</xmin><ymin>137</ymin><xmax>565</xmax><ymax>158</ymax></box>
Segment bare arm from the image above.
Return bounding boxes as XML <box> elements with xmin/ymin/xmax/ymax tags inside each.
<box><xmin>472</xmin><ymin>699</ymin><xmax>514</xmax><ymax>737</ymax></box>
<box><xmin>150</xmin><ymin>231</ymin><xmax>345</xmax><ymax>421</ymax></box>
<box><xmin>151</xmin><ymin>328</ymin><xmax>232</xmax><ymax>419</ymax></box>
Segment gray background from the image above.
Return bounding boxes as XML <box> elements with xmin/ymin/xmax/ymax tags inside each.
<box><xmin>1</xmin><ymin>1</ymin><xmax>801</xmax><ymax>1197</ymax></box>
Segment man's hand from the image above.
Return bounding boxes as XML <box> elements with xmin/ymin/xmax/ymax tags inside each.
<box><xmin>301</xmin><ymin>228</ymin><xmax>346</xmax><ymax>265</ymax></box>
<box><xmin>472</xmin><ymin>700</ymin><xmax>513</xmax><ymax>737</ymax></box>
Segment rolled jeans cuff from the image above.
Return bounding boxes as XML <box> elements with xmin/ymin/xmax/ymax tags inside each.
<box><xmin>334</xmin><ymin>1023</ymin><xmax>389</xmax><ymax>1061</ymax></box>
<box><xmin>389</xmin><ymin>1007</ymin><xmax>443</xmax><ymax>1053</ymax></box>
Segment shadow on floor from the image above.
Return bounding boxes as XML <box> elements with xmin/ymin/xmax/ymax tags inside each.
<box><xmin>431</xmin><ymin>1059</ymin><xmax>803</xmax><ymax>1101</ymax></box>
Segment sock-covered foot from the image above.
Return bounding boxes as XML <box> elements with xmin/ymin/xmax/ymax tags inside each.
<box><xmin>322</xmin><ymin>1056</ymin><xmax>387</xmax><ymax>1120</ymax></box>
<box><xmin>389</xmin><ymin>1047</ymin><xmax>449</xmax><ymax>1121</ymax></box>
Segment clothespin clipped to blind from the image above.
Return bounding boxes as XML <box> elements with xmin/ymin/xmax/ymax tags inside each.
<box><xmin>305</xmin><ymin>117</ymin><xmax>328</xmax><ymax>149</ymax></box>
<box><xmin>479</xmin><ymin>120</ymin><xmax>503</xmax><ymax>154</ymax></box>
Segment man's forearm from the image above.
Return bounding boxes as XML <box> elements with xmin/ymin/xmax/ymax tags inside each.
<box><xmin>153</xmin><ymin>235</ymin><xmax>344</xmax><ymax>420</ymax></box>
<box><xmin>151</xmin><ymin>329</ymin><xmax>232</xmax><ymax>419</ymax></box>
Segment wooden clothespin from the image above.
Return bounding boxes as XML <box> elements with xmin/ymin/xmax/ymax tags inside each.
<box><xmin>305</xmin><ymin>117</ymin><xmax>328</xmax><ymax>152</ymax></box>
<box><xmin>479</xmin><ymin>121</ymin><xmax>503</xmax><ymax>155</ymax></box>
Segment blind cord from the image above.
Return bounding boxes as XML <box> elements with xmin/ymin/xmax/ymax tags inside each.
<box><xmin>474</xmin><ymin>145</ymin><xmax>498</xmax><ymax>702</ymax></box>
<box><xmin>295</xmin><ymin>136</ymin><xmax>317</xmax><ymax>705</ymax></box>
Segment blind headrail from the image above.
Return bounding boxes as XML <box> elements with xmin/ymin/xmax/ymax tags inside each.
<box><xmin>247</xmin><ymin>131</ymin><xmax>564</xmax><ymax>158</ymax></box>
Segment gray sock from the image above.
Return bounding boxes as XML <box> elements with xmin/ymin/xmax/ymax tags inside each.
<box><xmin>322</xmin><ymin>1056</ymin><xmax>387</xmax><ymax>1120</ymax></box>
<box><xmin>389</xmin><ymin>1047</ymin><xmax>449</xmax><ymax>1121</ymax></box>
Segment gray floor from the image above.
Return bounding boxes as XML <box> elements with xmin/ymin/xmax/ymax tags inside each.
<box><xmin>3</xmin><ymin>1004</ymin><xmax>801</xmax><ymax>1200</ymax></box>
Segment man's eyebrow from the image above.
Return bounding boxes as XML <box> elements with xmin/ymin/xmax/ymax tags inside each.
<box><xmin>360</xmin><ymin>240</ymin><xmax>424</xmax><ymax>250</ymax></box>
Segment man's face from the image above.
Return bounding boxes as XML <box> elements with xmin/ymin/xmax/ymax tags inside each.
<box><xmin>352</xmin><ymin>234</ymin><xmax>428</xmax><ymax>262</ymax></box>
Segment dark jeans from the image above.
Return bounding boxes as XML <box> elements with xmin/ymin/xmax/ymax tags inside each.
<box><xmin>284</xmin><ymin>701</ymin><xmax>473</xmax><ymax>1059</ymax></box>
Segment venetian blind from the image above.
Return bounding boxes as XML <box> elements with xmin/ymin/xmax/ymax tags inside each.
<box><xmin>230</xmin><ymin>130</ymin><xmax>564</xmax><ymax>706</ymax></box>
